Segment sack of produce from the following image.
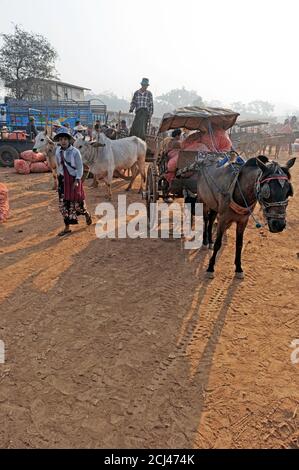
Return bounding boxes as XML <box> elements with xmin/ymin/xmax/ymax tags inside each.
<box><xmin>0</xmin><ymin>183</ymin><xmax>9</xmax><ymax>223</ymax></box>
<box><xmin>14</xmin><ymin>159</ymin><xmax>31</xmax><ymax>174</ymax></box>
<box><xmin>30</xmin><ymin>161</ymin><xmax>50</xmax><ymax>173</ymax></box>
<box><xmin>20</xmin><ymin>150</ymin><xmax>45</xmax><ymax>163</ymax></box>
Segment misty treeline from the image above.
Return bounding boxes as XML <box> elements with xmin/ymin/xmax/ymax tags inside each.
<box><xmin>0</xmin><ymin>25</ymin><xmax>275</xmax><ymax>119</ymax></box>
<box><xmin>86</xmin><ymin>90</ymin><xmax>275</xmax><ymax>119</ymax></box>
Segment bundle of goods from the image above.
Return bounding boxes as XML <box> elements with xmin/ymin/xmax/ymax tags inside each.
<box><xmin>7</xmin><ymin>131</ymin><xmax>26</xmax><ymax>140</ymax></box>
<box><xmin>14</xmin><ymin>150</ymin><xmax>51</xmax><ymax>174</ymax></box>
<box><xmin>20</xmin><ymin>150</ymin><xmax>46</xmax><ymax>163</ymax></box>
<box><xmin>14</xmin><ymin>159</ymin><xmax>31</xmax><ymax>174</ymax></box>
<box><xmin>30</xmin><ymin>161</ymin><xmax>50</xmax><ymax>173</ymax></box>
<box><xmin>0</xmin><ymin>183</ymin><xmax>9</xmax><ymax>223</ymax></box>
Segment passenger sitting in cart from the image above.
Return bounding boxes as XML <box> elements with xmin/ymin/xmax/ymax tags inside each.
<box><xmin>166</xmin><ymin>128</ymin><xmax>182</xmax><ymax>151</ymax></box>
<box><xmin>165</xmin><ymin>130</ymin><xmax>209</xmax><ymax>186</ymax></box>
<box><xmin>200</xmin><ymin>125</ymin><xmax>233</xmax><ymax>152</ymax></box>
<box><xmin>181</xmin><ymin>131</ymin><xmax>209</xmax><ymax>151</ymax></box>
<box><xmin>164</xmin><ymin>125</ymin><xmax>233</xmax><ymax>186</ymax></box>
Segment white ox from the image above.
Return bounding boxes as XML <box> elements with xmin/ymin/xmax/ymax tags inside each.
<box><xmin>74</xmin><ymin>133</ymin><xmax>147</xmax><ymax>199</ymax></box>
<box><xmin>33</xmin><ymin>129</ymin><xmax>57</xmax><ymax>190</ymax></box>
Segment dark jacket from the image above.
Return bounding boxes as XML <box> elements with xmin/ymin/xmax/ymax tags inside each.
<box><xmin>26</xmin><ymin>122</ymin><xmax>38</xmax><ymax>139</ymax></box>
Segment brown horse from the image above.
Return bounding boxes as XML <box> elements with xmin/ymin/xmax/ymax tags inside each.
<box><xmin>193</xmin><ymin>155</ymin><xmax>296</xmax><ymax>278</ymax></box>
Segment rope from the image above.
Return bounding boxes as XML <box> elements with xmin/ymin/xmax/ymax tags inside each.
<box><xmin>229</xmin><ymin>162</ymin><xmax>263</xmax><ymax>228</ymax></box>
<box><xmin>207</xmin><ymin>122</ymin><xmax>219</xmax><ymax>152</ymax></box>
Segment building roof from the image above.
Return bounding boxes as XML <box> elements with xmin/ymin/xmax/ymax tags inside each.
<box><xmin>40</xmin><ymin>79</ymin><xmax>91</xmax><ymax>91</ymax></box>
<box><xmin>6</xmin><ymin>78</ymin><xmax>91</xmax><ymax>91</ymax></box>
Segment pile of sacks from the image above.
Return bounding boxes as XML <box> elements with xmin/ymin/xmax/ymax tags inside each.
<box><xmin>14</xmin><ymin>150</ymin><xmax>51</xmax><ymax>175</ymax></box>
<box><xmin>0</xmin><ymin>183</ymin><xmax>9</xmax><ymax>223</ymax></box>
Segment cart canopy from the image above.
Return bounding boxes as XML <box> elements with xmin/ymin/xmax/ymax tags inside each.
<box><xmin>158</xmin><ymin>106</ymin><xmax>240</xmax><ymax>133</ymax></box>
<box><xmin>234</xmin><ymin>120</ymin><xmax>269</xmax><ymax>128</ymax></box>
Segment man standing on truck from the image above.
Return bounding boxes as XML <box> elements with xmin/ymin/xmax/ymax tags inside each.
<box><xmin>26</xmin><ymin>116</ymin><xmax>38</xmax><ymax>140</ymax></box>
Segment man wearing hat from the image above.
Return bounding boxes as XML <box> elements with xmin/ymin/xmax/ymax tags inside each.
<box><xmin>26</xmin><ymin>116</ymin><xmax>38</xmax><ymax>140</ymax></box>
<box><xmin>73</xmin><ymin>124</ymin><xmax>87</xmax><ymax>140</ymax></box>
<box><xmin>51</xmin><ymin>120</ymin><xmax>63</xmax><ymax>135</ymax></box>
<box><xmin>54</xmin><ymin>127</ymin><xmax>92</xmax><ymax>236</ymax></box>
<box><xmin>129</xmin><ymin>78</ymin><xmax>153</xmax><ymax>140</ymax></box>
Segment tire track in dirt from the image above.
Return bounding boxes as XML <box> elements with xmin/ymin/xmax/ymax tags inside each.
<box><xmin>231</xmin><ymin>397</ymin><xmax>299</xmax><ymax>448</ymax></box>
<box><xmin>121</xmin><ymin>270</ymin><xmax>234</xmax><ymax>422</ymax></box>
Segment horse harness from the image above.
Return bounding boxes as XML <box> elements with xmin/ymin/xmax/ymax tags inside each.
<box><xmin>176</xmin><ymin>155</ymin><xmax>292</xmax><ymax>218</ymax></box>
<box><xmin>255</xmin><ymin>170</ymin><xmax>292</xmax><ymax>220</ymax></box>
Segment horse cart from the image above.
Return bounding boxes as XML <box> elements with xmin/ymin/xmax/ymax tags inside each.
<box><xmin>262</xmin><ymin>131</ymin><xmax>299</xmax><ymax>159</ymax></box>
<box><xmin>144</xmin><ymin>106</ymin><xmax>240</xmax><ymax>221</ymax></box>
<box><xmin>230</xmin><ymin>120</ymin><xmax>270</xmax><ymax>156</ymax></box>
<box><xmin>230</xmin><ymin>120</ymin><xmax>299</xmax><ymax>159</ymax></box>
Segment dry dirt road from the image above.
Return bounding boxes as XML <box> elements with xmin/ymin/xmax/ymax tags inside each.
<box><xmin>0</xmin><ymin>153</ymin><xmax>298</xmax><ymax>449</ymax></box>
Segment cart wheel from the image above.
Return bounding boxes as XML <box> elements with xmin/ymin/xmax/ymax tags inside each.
<box><xmin>0</xmin><ymin>145</ymin><xmax>19</xmax><ymax>167</ymax></box>
<box><xmin>146</xmin><ymin>162</ymin><xmax>158</xmax><ymax>228</ymax></box>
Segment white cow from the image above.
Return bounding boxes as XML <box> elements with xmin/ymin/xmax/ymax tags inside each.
<box><xmin>33</xmin><ymin>129</ymin><xmax>58</xmax><ymax>190</ymax></box>
<box><xmin>74</xmin><ymin>133</ymin><xmax>147</xmax><ymax>199</ymax></box>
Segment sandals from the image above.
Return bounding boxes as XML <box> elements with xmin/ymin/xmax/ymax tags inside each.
<box><xmin>85</xmin><ymin>213</ymin><xmax>92</xmax><ymax>226</ymax></box>
<box><xmin>58</xmin><ymin>214</ymin><xmax>92</xmax><ymax>236</ymax></box>
<box><xmin>58</xmin><ymin>229</ymin><xmax>72</xmax><ymax>237</ymax></box>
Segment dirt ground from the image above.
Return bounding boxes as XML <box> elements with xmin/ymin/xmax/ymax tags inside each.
<box><xmin>0</xmin><ymin>153</ymin><xmax>299</xmax><ymax>449</ymax></box>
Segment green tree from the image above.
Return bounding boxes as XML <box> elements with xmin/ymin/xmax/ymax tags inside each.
<box><xmin>247</xmin><ymin>100</ymin><xmax>274</xmax><ymax>116</ymax></box>
<box><xmin>230</xmin><ymin>102</ymin><xmax>248</xmax><ymax>114</ymax></box>
<box><xmin>0</xmin><ymin>25</ymin><xmax>58</xmax><ymax>100</ymax></box>
<box><xmin>156</xmin><ymin>87</ymin><xmax>204</xmax><ymax>109</ymax></box>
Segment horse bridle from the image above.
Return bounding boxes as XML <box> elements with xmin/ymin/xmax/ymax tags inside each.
<box><xmin>255</xmin><ymin>173</ymin><xmax>292</xmax><ymax>220</ymax></box>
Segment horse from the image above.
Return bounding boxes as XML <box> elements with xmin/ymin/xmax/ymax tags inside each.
<box><xmin>33</xmin><ymin>128</ymin><xmax>57</xmax><ymax>190</ymax></box>
<box><xmin>192</xmin><ymin>155</ymin><xmax>295</xmax><ymax>278</ymax></box>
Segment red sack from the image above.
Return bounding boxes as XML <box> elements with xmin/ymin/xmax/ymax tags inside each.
<box><xmin>20</xmin><ymin>150</ymin><xmax>45</xmax><ymax>162</ymax></box>
<box><xmin>20</xmin><ymin>150</ymin><xmax>34</xmax><ymax>161</ymax></box>
<box><xmin>14</xmin><ymin>159</ymin><xmax>31</xmax><ymax>174</ymax></box>
<box><xmin>31</xmin><ymin>152</ymin><xmax>46</xmax><ymax>162</ymax></box>
<box><xmin>8</xmin><ymin>131</ymin><xmax>26</xmax><ymax>140</ymax></box>
<box><xmin>0</xmin><ymin>183</ymin><xmax>9</xmax><ymax>223</ymax></box>
<box><xmin>30</xmin><ymin>161</ymin><xmax>50</xmax><ymax>173</ymax></box>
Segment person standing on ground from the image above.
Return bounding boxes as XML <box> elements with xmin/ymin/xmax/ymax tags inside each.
<box><xmin>92</xmin><ymin>123</ymin><xmax>101</xmax><ymax>141</ymax></box>
<box><xmin>117</xmin><ymin>119</ymin><xmax>129</xmax><ymax>139</ymax></box>
<box><xmin>54</xmin><ymin>128</ymin><xmax>92</xmax><ymax>237</ymax></box>
<box><xmin>129</xmin><ymin>78</ymin><xmax>153</xmax><ymax>140</ymax></box>
<box><xmin>73</xmin><ymin>124</ymin><xmax>87</xmax><ymax>140</ymax></box>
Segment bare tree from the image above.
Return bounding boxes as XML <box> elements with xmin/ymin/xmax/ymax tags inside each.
<box><xmin>0</xmin><ymin>25</ymin><xmax>58</xmax><ymax>100</ymax></box>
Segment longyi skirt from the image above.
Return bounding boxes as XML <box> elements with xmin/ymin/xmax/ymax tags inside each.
<box><xmin>58</xmin><ymin>174</ymin><xmax>89</xmax><ymax>225</ymax></box>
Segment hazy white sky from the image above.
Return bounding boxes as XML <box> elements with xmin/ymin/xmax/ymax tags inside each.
<box><xmin>0</xmin><ymin>0</ymin><xmax>298</xmax><ymax>108</ymax></box>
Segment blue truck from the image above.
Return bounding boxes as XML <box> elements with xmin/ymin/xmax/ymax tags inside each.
<box><xmin>0</xmin><ymin>98</ymin><xmax>107</xmax><ymax>166</ymax></box>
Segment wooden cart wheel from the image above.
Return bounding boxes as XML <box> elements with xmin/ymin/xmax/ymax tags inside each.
<box><xmin>146</xmin><ymin>162</ymin><xmax>158</xmax><ymax>227</ymax></box>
